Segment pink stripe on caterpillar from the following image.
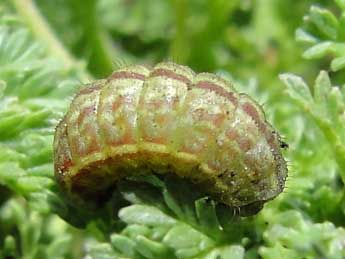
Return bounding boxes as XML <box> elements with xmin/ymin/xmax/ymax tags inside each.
<box><xmin>227</xmin><ymin>129</ymin><xmax>253</xmax><ymax>152</ymax></box>
<box><xmin>195</xmin><ymin>81</ymin><xmax>238</xmax><ymax>106</ymax></box>
<box><xmin>78</xmin><ymin>84</ymin><xmax>102</xmax><ymax>95</ymax></box>
<box><xmin>150</xmin><ymin>68</ymin><xmax>192</xmax><ymax>85</ymax></box>
<box><xmin>110</xmin><ymin>71</ymin><xmax>146</xmax><ymax>81</ymax></box>
<box><xmin>241</xmin><ymin>102</ymin><xmax>277</xmax><ymax>150</ymax></box>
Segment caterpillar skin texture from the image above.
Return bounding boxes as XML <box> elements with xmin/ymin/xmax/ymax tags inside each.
<box><xmin>54</xmin><ymin>62</ymin><xmax>287</xmax><ymax>215</ymax></box>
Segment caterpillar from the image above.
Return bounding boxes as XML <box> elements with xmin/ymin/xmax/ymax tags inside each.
<box><xmin>54</xmin><ymin>62</ymin><xmax>287</xmax><ymax>215</ymax></box>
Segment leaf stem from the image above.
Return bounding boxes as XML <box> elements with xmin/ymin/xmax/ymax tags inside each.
<box><xmin>11</xmin><ymin>0</ymin><xmax>91</xmax><ymax>81</ymax></box>
<box><xmin>71</xmin><ymin>0</ymin><xmax>116</xmax><ymax>78</ymax></box>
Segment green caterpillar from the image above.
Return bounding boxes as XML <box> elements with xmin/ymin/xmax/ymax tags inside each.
<box><xmin>54</xmin><ymin>62</ymin><xmax>287</xmax><ymax>215</ymax></box>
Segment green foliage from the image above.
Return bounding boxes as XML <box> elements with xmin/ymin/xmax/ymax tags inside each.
<box><xmin>1</xmin><ymin>0</ymin><xmax>345</xmax><ymax>258</ymax></box>
<box><xmin>85</xmin><ymin>177</ymin><xmax>250</xmax><ymax>259</ymax></box>
<box><xmin>0</xmin><ymin>198</ymin><xmax>78</xmax><ymax>259</ymax></box>
<box><xmin>297</xmin><ymin>1</ymin><xmax>345</xmax><ymax>71</ymax></box>
<box><xmin>281</xmin><ymin>71</ymin><xmax>345</xmax><ymax>181</ymax></box>
<box><xmin>0</xmin><ymin>11</ymin><xmax>78</xmax><ymax>211</ymax></box>
<box><xmin>259</xmin><ymin>210</ymin><xmax>345</xmax><ymax>259</ymax></box>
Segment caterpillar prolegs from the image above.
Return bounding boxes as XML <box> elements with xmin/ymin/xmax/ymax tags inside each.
<box><xmin>54</xmin><ymin>62</ymin><xmax>287</xmax><ymax>216</ymax></box>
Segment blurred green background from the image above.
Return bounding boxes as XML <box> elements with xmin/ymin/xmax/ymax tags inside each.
<box><xmin>1</xmin><ymin>0</ymin><xmax>345</xmax><ymax>258</ymax></box>
<box><xmin>32</xmin><ymin>0</ymin><xmax>335</xmax><ymax>79</ymax></box>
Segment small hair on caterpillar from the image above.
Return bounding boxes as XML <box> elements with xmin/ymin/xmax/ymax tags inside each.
<box><xmin>53</xmin><ymin>62</ymin><xmax>288</xmax><ymax>216</ymax></box>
